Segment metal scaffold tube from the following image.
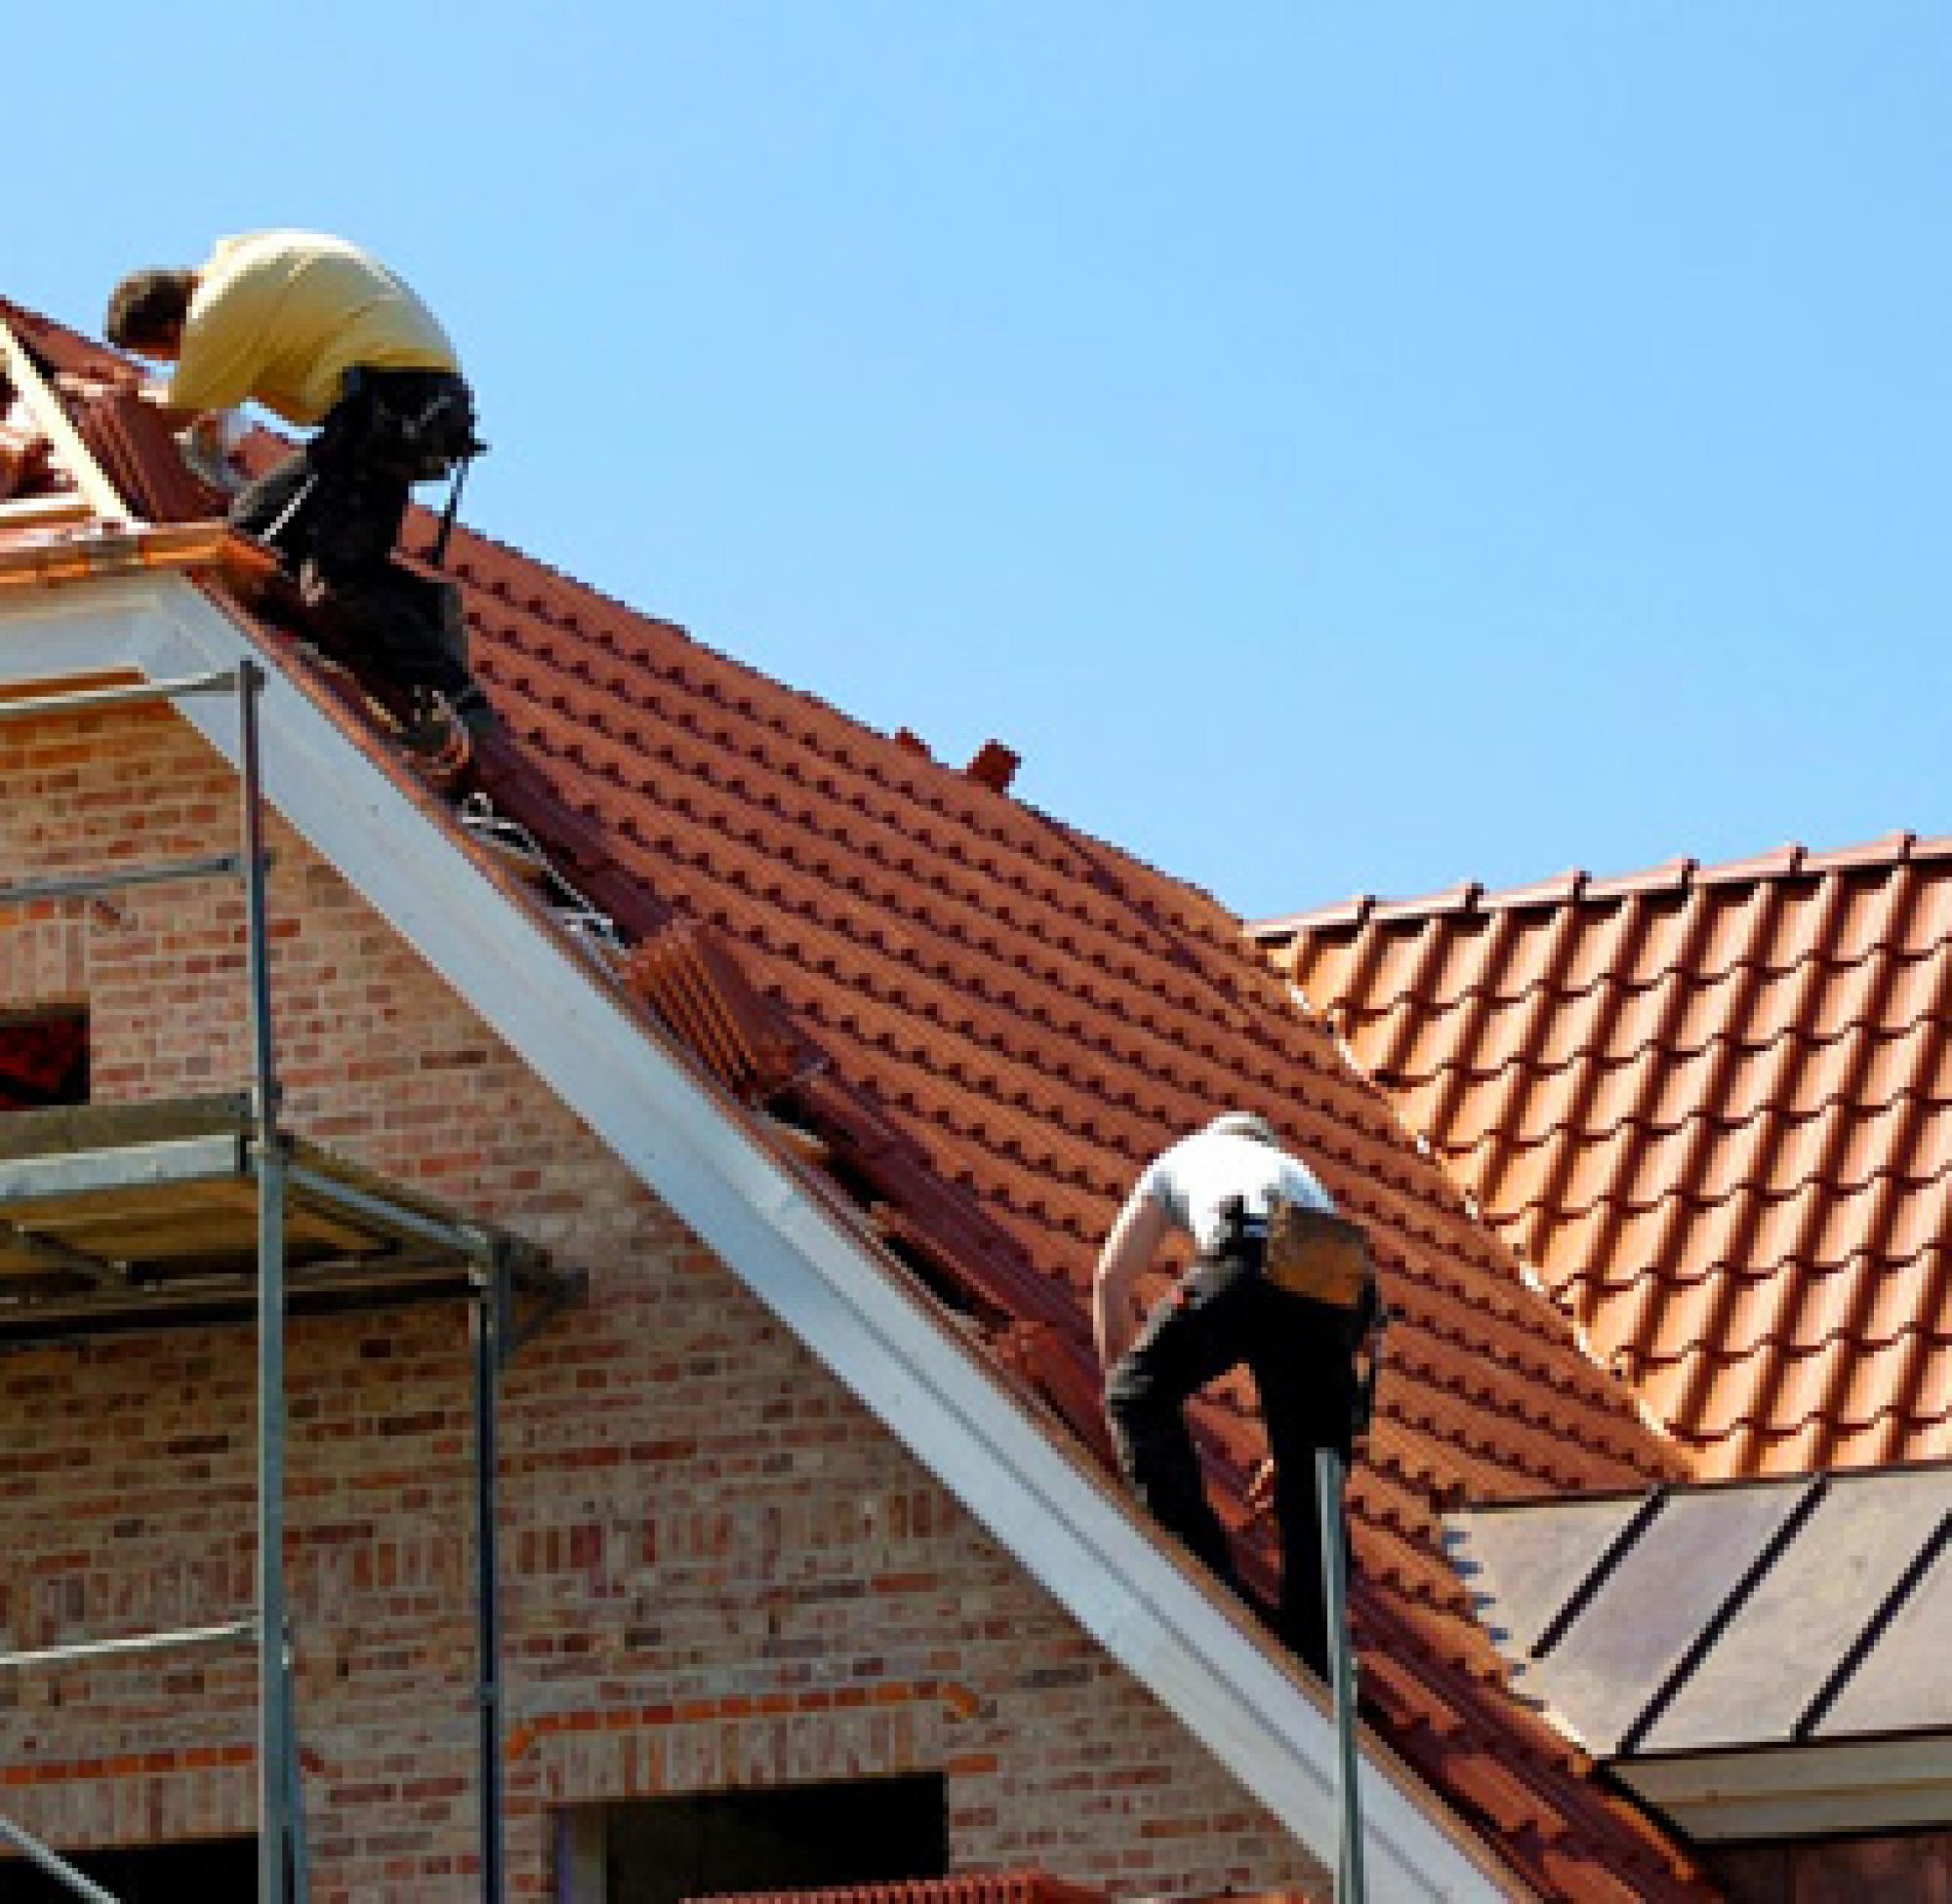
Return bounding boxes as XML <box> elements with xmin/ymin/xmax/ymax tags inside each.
<box><xmin>474</xmin><ymin>1268</ymin><xmax>507</xmax><ymax>1904</ymax></box>
<box><xmin>1318</xmin><ymin>1446</ymin><xmax>1366</xmax><ymax>1904</ymax></box>
<box><xmin>0</xmin><ymin>661</ymin><xmax>568</xmax><ymax>1902</ymax></box>
<box><xmin>237</xmin><ymin>661</ymin><xmax>299</xmax><ymax>1903</ymax></box>
<box><xmin>0</xmin><ymin>669</ymin><xmax>236</xmax><ymax>725</ymax></box>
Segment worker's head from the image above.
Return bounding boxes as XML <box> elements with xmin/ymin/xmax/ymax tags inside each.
<box><xmin>104</xmin><ymin>269</ymin><xmax>198</xmax><ymax>360</ymax></box>
<box><xmin>1206</xmin><ymin>1111</ymin><xmax>1281</xmax><ymax>1148</ymax></box>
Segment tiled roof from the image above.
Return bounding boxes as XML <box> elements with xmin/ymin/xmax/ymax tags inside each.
<box><xmin>1259</xmin><ymin>845</ymin><xmax>1952</xmax><ymax>1479</ymax></box>
<box><xmin>683</xmin><ymin>1875</ymin><xmax>1114</xmax><ymax>1904</ymax></box>
<box><xmin>0</xmin><ymin>304</ymin><xmax>1716</xmax><ymax>1900</ymax></box>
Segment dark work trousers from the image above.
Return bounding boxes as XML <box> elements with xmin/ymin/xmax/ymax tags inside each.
<box><xmin>228</xmin><ymin>367</ymin><xmax>475</xmax><ymax>703</ymax></box>
<box><xmin>1105</xmin><ymin>1241</ymin><xmax>1356</xmax><ymax>1676</ymax></box>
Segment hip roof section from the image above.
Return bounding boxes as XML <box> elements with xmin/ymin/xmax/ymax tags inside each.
<box><xmin>1260</xmin><ymin>844</ymin><xmax>1952</xmax><ymax>1479</ymax></box>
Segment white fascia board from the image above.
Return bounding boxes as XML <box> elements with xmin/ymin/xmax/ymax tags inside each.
<box><xmin>1621</xmin><ymin>1736</ymin><xmax>1952</xmax><ymax>1842</ymax></box>
<box><xmin>0</xmin><ymin>577</ymin><xmax>1526</xmax><ymax>1904</ymax></box>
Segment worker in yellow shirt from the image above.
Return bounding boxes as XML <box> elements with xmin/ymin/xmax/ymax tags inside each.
<box><xmin>105</xmin><ymin>231</ymin><xmax>498</xmax><ymax>740</ymax></box>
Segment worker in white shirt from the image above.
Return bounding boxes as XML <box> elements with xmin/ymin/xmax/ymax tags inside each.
<box><xmin>1094</xmin><ymin>1111</ymin><xmax>1360</xmax><ymax>1675</ymax></box>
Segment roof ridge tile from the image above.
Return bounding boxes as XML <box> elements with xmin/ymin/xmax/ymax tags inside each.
<box><xmin>1261</xmin><ymin>829</ymin><xmax>1952</xmax><ymax>939</ymax></box>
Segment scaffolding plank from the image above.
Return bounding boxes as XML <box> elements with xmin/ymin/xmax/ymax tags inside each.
<box><xmin>33</xmin><ymin>1214</ymin><xmax>260</xmax><ymax>1261</ymax></box>
<box><xmin>0</xmin><ymin>1265</ymin><xmax>484</xmax><ymax>1340</ymax></box>
<box><xmin>0</xmin><ymin>1094</ymin><xmax>251</xmax><ymax>1161</ymax></box>
<box><xmin>0</xmin><ymin>1133</ymin><xmax>245</xmax><ymax>1206</ymax></box>
<box><xmin>0</xmin><ymin>1223</ymin><xmax>115</xmax><ymax>1283</ymax></box>
<box><xmin>0</xmin><ymin>1182</ymin><xmax>247</xmax><ymax>1229</ymax></box>
<box><xmin>0</xmin><ymin>1114</ymin><xmax>569</xmax><ymax>1338</ymax></box>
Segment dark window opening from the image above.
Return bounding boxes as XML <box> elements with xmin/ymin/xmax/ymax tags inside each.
<box><xmin>590</xmin><ymin>1772</ymin><xmax>949</xmax><ymax>1904</ymax></box>
<box><xmin>0</xmin><ymin>1008</ymin><xmax>88</xmax><ymax>1112</ymax></box>
<box><xmin>6</xmin><ymin>1833</ymin><xmax>255</xmax><ymax>1900</ymax></box>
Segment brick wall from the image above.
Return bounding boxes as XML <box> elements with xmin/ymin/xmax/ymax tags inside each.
<box><xmin>0</xmin><ymin>703</ymin><xmax>1329</xmax><ymax>1902</ymax></box>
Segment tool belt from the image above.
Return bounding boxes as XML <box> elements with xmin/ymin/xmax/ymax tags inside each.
<box><xmin>1224</xmin><ymin>1196</ymin><xmax>1389</xmax><ymax>1438</ymax></box>
<box><xmin>334</xmin><ymin>368</ymin><xmax>484</xmax><ymax>483</ymax></box>
<box><xmin>1258</xmin><ymin>1200</ymin><xmax>1376</xmax><ymax>1312</ymax></box>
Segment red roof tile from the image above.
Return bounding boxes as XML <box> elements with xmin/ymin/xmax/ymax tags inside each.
<box><xmin>1263</xmin><ymin>846</ymin><xmax>1952</xmax><ymax>1480</ymax></box>
<box><xmin>5</xmin><ymin>305</ymin><xmax>1715</xmax><ymax>1900</ymax></box>
<box><xmin>683</xmin><ymin>1875</ymin><xmax>1114</xmax><ymax>1904</ymax></box>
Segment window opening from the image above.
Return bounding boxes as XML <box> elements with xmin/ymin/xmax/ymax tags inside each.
<box><xmin>0</xmin><ymin>1008</ymin><xmax>88</xmax><ymax>1112</ymax></box>
<box><xmin>569</xmin><ymin>1772</ymin><xmax>949</xmax><ymax>1904</ymax></box>
<box><xmin>6</xmin><ymin>1833</ymin><xmax>255</xmax><ymax>1900</ymax></box>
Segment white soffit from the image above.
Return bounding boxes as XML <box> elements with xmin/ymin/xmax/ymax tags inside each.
<box><xmin>0</xmin><ymin>576</ymin><xmax>1527</xmax><ymax>1904</ymax></box>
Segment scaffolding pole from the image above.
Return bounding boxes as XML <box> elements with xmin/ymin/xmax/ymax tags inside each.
<box><xmin>236</xmin><ymin>660</ymin><xmax>299</xmax><ymax>1904</ymax></box>
<box><xmin>1317</xmin><ymin>1447</ymin><xmax>1366</xmax><ymax>1904</ymax></box>
<box><xmin>0</xmin><ymin>663</ymin><xmax>573</xmax><ymax>1901</ymax></box>
<box><xmin>474</xmin><ymin>1260</ymin><xmax>507</xmax><ymax>1904</ymax></box>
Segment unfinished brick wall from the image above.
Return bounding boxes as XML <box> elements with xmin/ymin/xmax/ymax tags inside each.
<box><xmin>0</xmin><ymin>703</ymin><xmax>1329</xmax><ymax>1903</ymax></box>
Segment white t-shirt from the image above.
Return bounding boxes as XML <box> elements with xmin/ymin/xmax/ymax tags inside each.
<box><xmin>1134</xmin><ymin>1129</ymin><xmax>1334</xmax><ymax>1255</ymax></box>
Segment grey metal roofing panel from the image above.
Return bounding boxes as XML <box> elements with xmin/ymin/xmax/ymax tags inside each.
<box><xmin>1518</xmin><ymin>1484</ymin><xmax>1798</xmax><ymax>1755</ymax></box>
<box><xmin>1444</xmin><ymin>1492</ymin><xmax>1644</xmax><ymax>1658</ymax></box>
<box><xmin>1444</xmin><ymin>1463</ymin><xmax>1952</xmax><ymax>1762</ymax></box>
<box><xmin>1819</xmin><ymin>1510</ymin><xmax>1952</xmax><ymax>1739</ymax></box>
<box><xmin>1642</xmin><ymin>1467</ymin><xmax>1952</xmax><ymax>1753</ymax></box>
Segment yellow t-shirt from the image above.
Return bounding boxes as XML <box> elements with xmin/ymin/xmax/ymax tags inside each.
<box><xmin>166</xmin><ymin>230</ymin><xmax>460</xmax><ymax>426</ymax></box>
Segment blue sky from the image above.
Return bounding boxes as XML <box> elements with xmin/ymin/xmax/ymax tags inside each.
<box><xmin>13</xmin><ymin>6</ymin><xmax>1948</xmax><ymax>919</ymax></box>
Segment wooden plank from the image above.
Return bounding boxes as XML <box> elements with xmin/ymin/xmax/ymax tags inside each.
<box><xmin>0</xmin><ymin>1264</ymin><xmax>482</xmax><ymax>1340</ymax></box>
<box><xmin>0</xmin><ymin>1218</ymin><xmax>114</xmax><ymax>1283</ymax></box>
<box><xmin>0</xmin><ymin>1247</ymin><xmax>94</xmax><ymax>1283</ymax></box>
<box><xmin>0</xmin><ymin>320</ymin><xmax>133</xmax><ymax>522</ymax></box>
<box><xmin>285</xmin><ymin>1200</ymin><xmax>399</xmax><ymax>1253</ymax></box>
<box><xmin>135</xmin><ymin>1239</ymin><xmax>412</xmax><ymax>1284</ymax></box>
<box><xmin>44</xmin><ymin>1216</ymin><xmax>260</xmax><ymax>1261</ymax></box>
<box><xmin>0</xmin><ymin>493</ymin><xmax>91</xmax><ymax>528</ymax></box>
<box><xmin>0</xmin><ymin>1182</ymin><xmax>243</xmax><ymax>1227</ymax></box>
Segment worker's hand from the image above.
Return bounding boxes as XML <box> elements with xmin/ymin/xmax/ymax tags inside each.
<box><xmin>1244</xmin><ymin>1456</ymin><xmax>1277</xmax><ymax>1524</ymax></box>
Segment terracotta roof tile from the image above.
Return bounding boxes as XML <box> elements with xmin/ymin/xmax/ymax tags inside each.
<box><xmin>685</xmin><ymin>1876</ymin><xmax>1111</xmax><ymax>1904</ymax></box>
<box><xmin>1266</xmin><ymin>842</ymin><xmax>1952</xmax><ymax>1479</ymax></box>
<box><xmin>5</xmin><ymin>304</ymin><xmax>1715</xmax><ymax>1900</ymax></box>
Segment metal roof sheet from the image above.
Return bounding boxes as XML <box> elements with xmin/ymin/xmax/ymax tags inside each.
<box><xmin>1449</xmin><ymin>1463</ymin><xmax>1952</xmax><ymax>1762</ymax></box>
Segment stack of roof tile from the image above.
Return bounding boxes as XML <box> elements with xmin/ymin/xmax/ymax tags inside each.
<box><xmin>682</xmin><ymin>1875</ymin><xmax>1114</xmax><ymax>1904</ymax></box>
<box><xmin>5</xmin><ymin>303</ymin><xmax>1719</xmax><ymax>1899</ymax></box>
<box><xmin>1261</xmin><ymin>846</ymin><xmax>1952</xmax><ymax>1479</ymax></box>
